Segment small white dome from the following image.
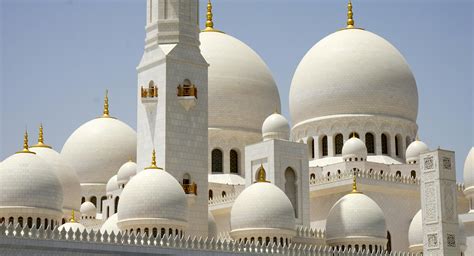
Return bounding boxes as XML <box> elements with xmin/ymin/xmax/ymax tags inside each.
<box><xmin>80</xmin><ymin>202</ymin><xmax>96</xmax><ymax>217</ymax></box>
<box><xmin>342</xmin><ymin>137</ymin><xmax>367</xmax><ymax>161</ymax></box>
<box><xmin>230</xmin><ymin>181</ymin><xmax>295</xmax><ymax>239</ymax></box>
<box><xmin>117</xmin><ymin>167</ymin><xmax>187</xmax><ymax>229</ymax></box>
<box><xmin>408</xmin><ymin>210</ymin><xmax>423</xmax><ymax>251</ymax></box>
<box><xmin>325</xmin><ymin>192</ymin><xmax>387</xmax><ymax>246</ymax></box>
<box><xmin>100</xmin><ymin>213</ymin><xmax>120</xmax><ymax>235</ymax></box>
<box><xmin>406</xmin><ymin>140</ymin><xmax>429</xmax><ymax>164</ymax></box>
<box><xmin>262</xmin><ymin>113</ymin><xmax>290</xmax><ymax>141</ymax></box>
<box><xmin>0</xmin><ymin>152</ymin><xmax>63</xmax><ymax>215</ymax></box>
<box><xmin>106</xmin><ymin>175</ymin><xmax>119</xmax><ymax>195</ymax></box>
<box><xmin>290</xmin><ymin>29</ymin><xmax>418</xmax><ymax>127</ymax></box>
<box><xmin>208</xmin><ymin>211</ymin><xmax>218</xmax><ymax>238</ymax></box>
<box><xmin>463</xmin><ymin>147</ymin><xmax>474</xmax><ymax>196</ymax></box>
<box><xmin>30</xmin><ymin>146</ymin><xmax>81</xmax><ymax>212</ymax></box>
<box><xmin>117</xmin><ymin>161</ymin><xmax>137</xmax><ymax>187</ymax></box>
<box><xmin>58</xmin><ymin>221</ymin><xmax>86</xmax><ymax>233</ymax></box>
<box><xmin>61</xmin><ymin>117</ymin><xmax>136</xmax><ymax>184</ymax></box>
<box><xmin>200</xmin><ymin>32</ymin><xmax>281</xmax><ymax>133</ymax></box>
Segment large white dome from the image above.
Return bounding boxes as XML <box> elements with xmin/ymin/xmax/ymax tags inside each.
<box><xmin>408</xmin><ymin>210</ymin><xmax>423</xmax><ymax>251</ymax></box>
<box><xmin>290</xmin><ymin>29</ymin><xmax>418</xmax><ymax>127</ymax></box>
<box><xmin>325</xmin><ymin>192</ymin><xmax>387</xmax><ymax>245</ymax></box>
<box><xmin>61</xmin><ymin>117</ymin><xmax>136</xmax><ymax>184</ymax></box>
<box><xmin>262</xmin><ymin>113</ymin><xmax>290</xmax><ymax>141</ymax></box>
<box><xmin>0</xmin><ymin>152</ymin><xmax>63</xmax><ymax>214</ymax></box>
<box><xmin>406</xmin><ymin>140</ymin><xmax>429</xmax><ymax>164</ymax></box>
<box><xmin>117</xmin><ymin>167</ymin><xmax>187</xmax><ymax>228</ymax></box>
<box><xmin>230</xmin><ymin>181</ymin><xmax>295</xmax><ymax>237</ymax></box>
<box><xmin>200</xmin><ymin>32</ymin><xmax>281</xmax><ymax>132</ymax></box>
<box><xmin>463</xmin><ymin>147</ymin><xmax>474</xmax><ymax>197</ymax></box>
<box><xmin>30</xmin><ymin>146</ymin><xmax>81</xmax><ymax>212</ymax></box>
<box><xmin>117</xmin><ymin>161</ymin><xmax>137</xmax><ymax>187</ymax></box>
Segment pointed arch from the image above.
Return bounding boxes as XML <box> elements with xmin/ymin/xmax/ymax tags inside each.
<box><xmin>284</xmin><ymin>167</ymin><xmax>298</xmax><ymax>217</ymax></box>
<box><xmin>321</xmin><ymin>135</ymin><xmax>328</xmax><ymax>157</ymax></box>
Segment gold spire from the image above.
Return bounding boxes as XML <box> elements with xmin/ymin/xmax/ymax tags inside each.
<box><xmin>346</xmin><ymin>0</ymin><xmax>355</xmax><ymax>29</ymax></box>
<box><xmin>202</xmin><ymin>0</ymin><xmax>222</xmax><ymax>33</ymax></box>
<box><xmin>145</xmin><ymin>149</ymin><xmax>162</xmax><ymax>170</ymax></box>
<box><xmin>255</xmin><ymin>164</ymin><xmax>269</xmax><ymax>183</ymax></box>
<box><xmin>102</xmin><ymin>89</ymin><xmax>110</xmax><ymax>118</ymax></box>
<box><xmin>16</xmin><ymin>129</ymin><xmax>35</xmax><ymax>154</ymax></box>
<box><xmin>31</xmin><ymin>123</ymin><xmax>52</xmax><ymax>148</ymax></box>
<box><xmin>69</xmin><ymin>210</ymin><xmax>76</xmax><ymax>223</ymax></box>
<box><xmin>351</xmin><ymin>132</ymin><xmax>356</xmax><ymax>138</ymax></box>
<box><xmin>352</xmin><ymin>170</ymin><xmax>361</xmax><ymax>193</ymax></box>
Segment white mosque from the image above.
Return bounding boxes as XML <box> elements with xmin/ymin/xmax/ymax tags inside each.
<box><xmin>0</xmin><ymin>1</ymin><xmax>472</xmax><ymax>255</ymax></box>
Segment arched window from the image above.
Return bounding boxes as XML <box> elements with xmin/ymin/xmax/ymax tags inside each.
<box><xmin>161</xmin><ymin>228</ymin><xmax>165</xmax><ymax>238</ymax></box>
<box><xmin>0</xmin><ymin>217</ymin><xmax>4</xmax><ymax>224</ymax></box>
<box><xmin>395</xmin><ymin>135</ymin><xmax>402</xmax><ymax>157</ymax></box>
<box><xmin>365</xmin><ymin>133</ymin><xmax>375</xmax><ymax>154</ymax></box>
<box><xmin>310</xmin><ymin>173</ymin><xmax>315</xmax><ymax>180</ymax></box>
<box><xmin>222</xmin><ymin>191</ymin><xmax>226</xmax><ymax>197</ymax></box>
<box><xmin>230</xmin><ymin>149</ymin><xmax>239</xmax><ymax>174</ymax></box>
<box><xmin>396</xmin><ymin>171</ymin><xmax>401</xmax><ymax>177</ymax></box>
<box><xmin>211</xmin><ymin>149</ymin><xmax>223</xmax><ymax>173</ymax></box>
<box><xmin>114</xmin><ymin>197</ymin><xmax>120</xmax><ymax>213</ymax></box>
<box><xmin>381</xmin><ymin>134</ymin><xmax>389</xmax><ymax>155</ymax></box>
<box><xmin>209</xmin><ymin>190</ymin><xmax>213</xmax><ymax>200</ymax></box>
<box><xmin>152</xmin><ymin>228</ymin><xmax>158</xmax><ymax>238</ymax></box>
<box><xmin>90</xmin><ymin>196</ymin><xmax>97</xmax><ymax>207</ymax></box>
<box><xmin>144</xmin><ymin>228</ymin><xmax>149</xmax><ymax>236</ymax></box>
<box><xmin>106</xmin><ymin>207</ymin><xmax>110</xmax><ymax>218</ymax></box>
<box><xmin>27</xmin><ymin>217</ymin><xmax>33</xmax><ymax>228</ymax></box>
<box><xmin>285</xmin><ymin>167</ymin><xmax>298</xmax><ymax>217</ymax></box>
<box><xmin>18</xmin><ymin>217</ymin><xmax>23</xmax><ymax>227</ymax></box>
<box><xmin>411</xmin><ymin>170</ymin><xmax>416</xmax><ymax>179</ymax></box>
<box><xmin>307</xmin><ymin>137</ymin><xmax>314</xmax><ymax>159</ymax></box>
<box><xmin>169</xmin><ymin>228</ymin><xmax>173</xmax><ymax>235</ymax></box>
<box><xmin>334</xmin><ymin>134</ymin><xmax>343</xmax><ymax>155</ymax></box>
<box><xmin>8</xmin><ymin>217</ymin><xmax>14</xmax><ymax>225</ymax></box>
<box><xmin>50</xmin><ymin>219</ymin><xmax>54</xmax><ymax>230</ymax></box>
<box><xmin>81</xmin><ymin>197</ymin><xmax>85</xmax><ymax>204</ymax></box>
<box><xmin>36</xmin><ymin>218</ymin><xmax>41</xmax><ymax>228</ymax></box>
<box><xmin>387</xmin><ymin>231</ymin><xmax>392</xmax><ymax>252</ymax></box>
<box><xmin>100</xmin><ymin>196</ymin><xmax>107</xmax><ymax>212</ymax></box>
<box><xmin>321</xmin><ymin>136</ymin><xmax>328</xmax><ymax>156</ymax></box>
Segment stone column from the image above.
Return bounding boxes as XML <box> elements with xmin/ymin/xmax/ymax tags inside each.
<box><xmin>327</xmin><ymin>135</ymin><xmax>334</xmax><ymax>157</ymax></box>
<box><xmin>375</xmin><ymin>133</ymin><xmax>382</xmax><ymax>155</ymax></box>
<box><xmin>313</xmin><ymin>135</ymin><xmax>320</xmax><ymax>159</ymax></box>
<box><xmin>390</xmin><ymin>134</ymin><xmax>397</xmax><ymax>158</ymax></box>
<box><xmin>420</xmin><ymin>149</ymin><xmax>460</xmax><ymax>255</ymax></box>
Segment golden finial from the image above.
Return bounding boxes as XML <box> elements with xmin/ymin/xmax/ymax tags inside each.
<box><xmin>69</xmin><ymin>210</ymin><xmax>76</xmax><ymax>223</ymax></box>
<box><xmin>16</xmin><ymin>129</ymin><xmax>35</xmax><ymax>154</ymax></box>
<box><xmin>352</xmin><ymin>170</ymin><xmax>361</xmax><ymax>193</ymax></box>
<box><xmin>351</xmin><ymin>132</ymin><xmax>356</xmax><ymax>138</ymax></box>
<box><xmin>102</xmin><ymin>89</ymin><xmax>110</xmax><ymax>118</ymax></box>
<box><xmin>145</xmin><ymin>149</ymin><xmax>163</xmax><ymax>170</ymax></box>
<box><xmin>31</xmin><ymin>123</ymin><xmax>52</xmax><ymax>149</ymax></box>
<box><xmin>346</xmin><ymin>0</ymin><xmax>355</xmax><ymax>29</ymax></box>
<box><xmin>256</xmin><ymin>164</ymin><xmax>269</xmax><ymax>183</ymax></box>
<box><xmin>202</xmin><ymin>0</ymin><xmax>222</xmax><ymax>33</ymax></box>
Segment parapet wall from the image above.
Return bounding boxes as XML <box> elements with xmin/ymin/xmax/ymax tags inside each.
<box><xmin>0</xmin><ymin>223</ymin><xmax>419</xmax><ymax>256</ymax></box>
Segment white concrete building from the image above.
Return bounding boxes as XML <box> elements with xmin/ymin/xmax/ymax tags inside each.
<box><xmin>0</xmin><ymin>1</ymin><xmax>471</xmax><ymax>255</ymax></box>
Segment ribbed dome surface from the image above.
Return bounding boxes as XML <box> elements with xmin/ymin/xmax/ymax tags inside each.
<box><xmin>61</xmin><ymin>117</ymin><xmax>136</xmax><ymax>184</ymax></box>
<box><xmin>31</xmin><ymin>147</ymin><xmax>81</xmax><ymax>211</ymax></box>
<box><xmin>290</xmin><ymin>29</ymin><xmax>418</xmax><ymax>127</ymax></box>
<box><xmin>326</xmin><ymin>192</ymin><xmax>387</xmax><ymax>242</ymax></box>
<box><xmin>0</xmin><ymin>153</ymin><xmax>63</xmax><ymax>212</ymax></box>
<box><xmin>200</xmin><ymin>32</ymin><xmax>281</xmax><ymax>133</ymax></box>
<box><xmin>118</xmin><ymin>169</ymin><xmax>187</xmax><ymax>223</ymax></box>
<box><xmin>231</xmin><ymin>182</ymin><xmax>295</xmax><ymax>232</ymax></box>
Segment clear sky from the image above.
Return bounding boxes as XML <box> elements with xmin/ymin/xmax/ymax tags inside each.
<box><xmin>1</xmin><ymin>0</ymin><xmax>472</xmax><ymax>180</ymax></box>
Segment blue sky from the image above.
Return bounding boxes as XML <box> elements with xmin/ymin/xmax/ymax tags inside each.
<box><xmin>1</xmin><ymin>0</ymin><xmax>472</xmax><ymax>180</ymax></box>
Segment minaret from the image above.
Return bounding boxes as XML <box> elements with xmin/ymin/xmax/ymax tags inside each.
<box><xmin>137</xmin><ymin>0</ymin><xmax>208</xmax><ymax>237</ymax></box>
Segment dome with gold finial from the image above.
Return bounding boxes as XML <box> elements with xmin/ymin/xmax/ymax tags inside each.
<box><xmin>262</xmin><ymin>112</ymin><xmax>290</xmax><ymax>141</ymax></box>
<box><xmin>117</xmin><ymin>149</ymin><xmax>188</xmax><ymax>233</ymax></box>
<box><xmin>30</xmin><ymin>124</ymin><xmax>82</xmax><ymax>213</ymax></box>
<box><xmin>405</xmin><ymin>137</ymin><xmax>429</xmax><ymax>164</ymax></box>
<box><xmin>290</xmin><ymin>0</ymin><xmax>418</xmax><ymax>130</ymax></box>
<box><xmin>58</xmin><ymin>210</ymin><xmax>86</xmax><ymax>233</ymax></box>
<box><xmin>325</xmin><ymin>171</ymin><xmax>387</xmax><ymax>248</ymax></box>
<box><xmin>0</xmin><ymin>130</ymin><xmax>64</xmax><ymax>224</ymax></box>
<box><xmin>61</xmin><ymin>90</ymin><xmax>137</xmax><ymax>184</ymax></box>
<box><xmin>200</xmin><ymin>0</ymin><xmax>281</xmax><ymax>134</ymax></box>
<box><xmin>230</xmin><ymin>165</ymin><xmax>296</xmax><ymax>241</ymax></box>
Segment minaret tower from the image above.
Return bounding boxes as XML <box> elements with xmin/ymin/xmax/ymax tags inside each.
<box><xmin>137</xmin><ymin>0</ymin><xmax>209</xmax><ymax>236</ymax></box>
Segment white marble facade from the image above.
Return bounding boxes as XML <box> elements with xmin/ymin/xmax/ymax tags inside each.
<box><xmin>0</xmin><ymin>1</ymin><xmax>472</xmax><ymax>255</ymax></box>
